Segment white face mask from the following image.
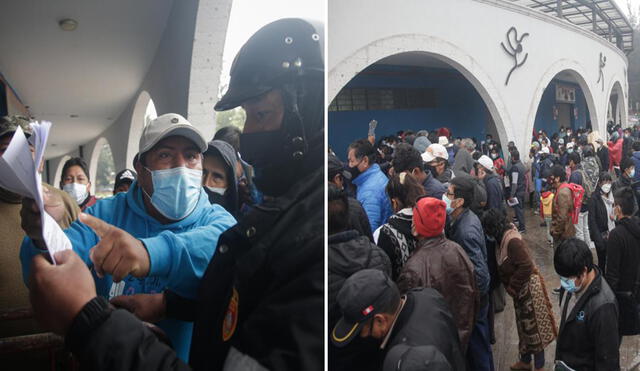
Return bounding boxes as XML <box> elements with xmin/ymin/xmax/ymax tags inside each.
<box><xmin>601</xmin><ymin>183</ymin><xmax>612</xmax><ymax>194</ymax></box>
<box><xmin>63</xmin><ymin>182</ymin><xmax>89</xmax><ymax>205</ymax></box>
<box><xmin>205</xmin><ymin>186</ymin><xmax>226</xmax><ymax>196</ymax></box>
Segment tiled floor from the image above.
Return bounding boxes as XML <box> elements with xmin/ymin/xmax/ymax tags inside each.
<box><xmin>492</xmin><ymin>207</ymin><xmax>640</xmax><ymax>370</ymax></box>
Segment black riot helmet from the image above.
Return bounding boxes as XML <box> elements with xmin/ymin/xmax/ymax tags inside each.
<box><xmin>215</xmin><ymin>18</ymin><xmax>324</xmax><ymax>197</ymax></box>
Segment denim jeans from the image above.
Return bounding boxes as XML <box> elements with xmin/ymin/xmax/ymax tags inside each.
<box><xmin>521</xmin><ymin>350</ymin><xmax>545</xmax><ymax>369</ymax></box>
<box><xmin>512</xmin><ymin>195</ymin><xmax>525</xmax><ymax>231</ymax></box>
<box><xmin>467</xmin><ymin>298</ymin><xmax>495</xmax><ymax>371</ymax></box>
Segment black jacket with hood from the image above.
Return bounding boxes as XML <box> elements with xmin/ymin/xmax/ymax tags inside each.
<box><xmin>328</xmin><ymin>229</ymin><xmax>391</xmax><ymax>327</ymax></box>
<box><xmin>204</xmin><ymin>140</ymin><xmax>239</xmax><ymax>218</ymax></box>
<box><xmin>556</xmin><ymin>268</ymin><xmax>619</xmax><ymax>370</ymax></box>
<box><xmin>328</xmin><ymin>230</ymin><xmax>392</xmax><ymax>371</ymax></box>
<box><xmin>385</xmin><ymin>288</ymin><xmax>465</xmax><ymax>371</ymax></box>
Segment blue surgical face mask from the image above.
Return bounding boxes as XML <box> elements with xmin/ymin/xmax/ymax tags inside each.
<box><xmin>567</xmin><ymin>148</ymin><xmax>574</xmax><ymax>154</ymax></box>
<box><xmin>442</xmin><ymin>194</ymin><xmax>455</xmax><ymax>214</ymax></box>
<box><xmin>630</xmin><ymin>169</ymin><xmax>636</xmax><ymax>178</ymax></box>
<box><xmin>144</xmin><ymin>166</ymin><xmax>202</xmax><ymax>220</ymax></box>
<box><xmin>560</xmin><ymin>276</ymin><xmax>581</xmax><ymax>293</ymax></box>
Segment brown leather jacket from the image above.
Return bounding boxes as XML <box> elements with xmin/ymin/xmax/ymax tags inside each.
<box><xmin>397</xmin><ymin>234</ymin><xmax>478</xmax><ymax>351</ymax></box>
<box><xmin>551</xmin><ymin>185</ymin><xmax>575</xmax><ymax>242</ymax></box>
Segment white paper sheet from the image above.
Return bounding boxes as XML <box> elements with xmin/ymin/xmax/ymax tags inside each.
<box><xmin>0</xmin><ymin>122</ymin><xmax>72</xmax><ymax>264</ymax></box>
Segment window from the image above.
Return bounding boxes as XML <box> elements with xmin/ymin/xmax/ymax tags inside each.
<box><xmin>329</xmin><ymin>87</ymin><xmax>437</xmax><ymax>111</ymax></box>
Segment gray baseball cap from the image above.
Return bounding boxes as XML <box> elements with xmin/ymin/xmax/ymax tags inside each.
<box><xmin>138</xmin><ymin>113</ymin><xmax>207</xmax><ymax>156</ymax></box>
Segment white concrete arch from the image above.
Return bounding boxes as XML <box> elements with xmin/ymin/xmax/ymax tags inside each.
<box><xmin>128</xmin><ymin>91</ymin><xmax>156</xmax><ymax>168</ymax></box>
<box><xmin>88</xmin><ymin>137</ymin><xmax>110</xmax><ymax>195</ymax></box>
<box><xmin>525</xmin><ymin>59</ymin><xmax>600</xmax><ymax>148</ymax></box>
<box><xmin>53</xmin><ymin>155</ymin><xmax>71</xmax><ymax>188</ymax></box>
<box><xmin>606</xmin><ymin>78</ymin><xmax>627</xmax><ymax>129</ymax></box>
<box><xmin>329</xmin><ymin>33</ymin><xmax>512</xmax><ymax>152</ymax></box>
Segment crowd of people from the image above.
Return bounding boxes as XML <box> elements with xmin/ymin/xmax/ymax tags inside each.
<box><xmin>329</xmin><ymin>124</ymin><xmax>640</xmax><ymax>370</ymax></box>
<box><xmin>1</xmin><ymin>18</ymin><xmax>324</xmax><ymax>371</ymax></box>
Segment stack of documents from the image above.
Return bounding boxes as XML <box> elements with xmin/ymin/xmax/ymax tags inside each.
<box><xmin>0</xmin><ymin>122</ymin><xmax>71</xmax><ymax>264</ymax></box>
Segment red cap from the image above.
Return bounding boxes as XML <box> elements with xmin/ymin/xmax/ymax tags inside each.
<box><xmin>413</xmin><ymin>197</ymin><xmax>446</xmax><ymax>238</ymax></box>
<box><xmin>437</xmin><ymin>127</ymin><xmax>450</xmax><ymax>139</ymax></box>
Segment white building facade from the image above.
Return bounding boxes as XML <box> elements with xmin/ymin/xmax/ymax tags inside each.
<box><xmin>329</xmin><ymin>0</ymin><xmax>632</xmax><ymax>157</ymax></box>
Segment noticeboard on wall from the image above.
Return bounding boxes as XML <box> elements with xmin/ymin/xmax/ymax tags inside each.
<box><xmin>556</xmin><ymin>84</ymin><xmax>576</xmax><ymax>104</ymax></box>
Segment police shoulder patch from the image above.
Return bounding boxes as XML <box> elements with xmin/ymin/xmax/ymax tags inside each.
<box><xmin>222</xmin><ymin>287</ymin><xmax>239</xmax><ymax>342</ymax></box>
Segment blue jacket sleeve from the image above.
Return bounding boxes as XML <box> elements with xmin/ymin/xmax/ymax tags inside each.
<box><xmin>140</xmin><ymin>208</ymin><xmax>236</xmax><ymax>299</ymax></box>
<box><xmin>20</xmin><ymin>217</ymin><xmax>100</xmax><ymax>286</ymax></box>
<box><xmin>358</xmin><ymin>189</ymin><xmax>383</xmax><ymax>232</ymax></box>
<box><xmin>463</xmin><ymin>226</ymin><xmax>490</xmax><ymax>295</ymax></box>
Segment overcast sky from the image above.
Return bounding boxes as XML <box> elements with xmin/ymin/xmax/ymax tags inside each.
<box><xmin>614</xmin><ymin>0</ymin><xmax>640</xmax><ymax>16</ymax></box>
<box><xmin>218</xmin><ymin>0</ymin><xmax>325</xmax><ymax>91</ymax></box>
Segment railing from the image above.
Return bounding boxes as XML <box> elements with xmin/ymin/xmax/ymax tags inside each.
<box><xmin>0</xmin><ymin>307</ymin><xmax>76</xmax><ymax>371</ymax></box>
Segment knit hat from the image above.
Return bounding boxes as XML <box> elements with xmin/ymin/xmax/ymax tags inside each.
<box><xmin>437</xmin><ymin>127</ymin><xmax>450</xmax><ymax>139</ymax></box>
<box><xmin>413</xmin><ymin>197</ymin><xmax>446</xmax><ymax>238</ymax></box>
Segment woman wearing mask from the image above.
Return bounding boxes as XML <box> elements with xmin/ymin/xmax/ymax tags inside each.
<box><xmin>482</xmin><ymin>209</ymin><xmax>557</xmax><ymax>371</ymax></box>
<box><xmin>59</xmin><ymin>157</ymin><xmax>98</xmax><ymax>211</ymax></box>
<box><xmin>376</xmin><ymin>172</ymin><xmax>425</xmax><ymax>280</ymax></box>
<box><xmin>588</xmin><ymin>172</ymin><xmax>615</xmax><ymax>270</ymax></box>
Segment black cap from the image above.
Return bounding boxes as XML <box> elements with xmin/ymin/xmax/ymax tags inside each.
<box><xmin>331</xmin><ymin>269</ymin><xmax>398</xmax><ymax>347</ymax></box>
<box><xmin>328</xmin><ymin>153</ymin><xmax>351</xmax><ymax>180</ymax></box>
<box><xmin>383</xmin><ymin>345</ymin><xmax>452</xmax><ymax>371</ymax></box>
<box><xmin>114</xmin><ymin>169</ymin><xmax>137</xmax><ymax>190</ymax></box>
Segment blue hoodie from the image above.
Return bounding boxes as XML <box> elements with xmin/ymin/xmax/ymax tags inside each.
<box><xmin>20</xmin><ymin>181</ymin><xmax>236</xmax><ymax>361</ymax></box>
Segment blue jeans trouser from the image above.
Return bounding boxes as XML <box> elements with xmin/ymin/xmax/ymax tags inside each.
<box><xmin>513</xmin><ymin>195</ymin><xmax>525</xmax><ymax>231</ymax></box>
<box><xmin>521</xmin><ymin>351</ymin><xmax>545</xmax><ymax>369</ymax></box>
<box><xmin>467</xmin><ymin>297</ymin><xmax>495</xmax><ymax>371</ymax></box>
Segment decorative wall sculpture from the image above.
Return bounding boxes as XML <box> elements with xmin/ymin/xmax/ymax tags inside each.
<box><xmin>501</xmin><ymin>26</ymin><xmax>529</xmax><ymax>86</ymax></box>
<box><xmin>597</xmin><ymin>52</ymin><xmax>606</xmax><ymax>92</ymax></box>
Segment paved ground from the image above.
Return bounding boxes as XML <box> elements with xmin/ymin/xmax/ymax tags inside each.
<box><xmin>493</xmin><ymin>207</ymin><xmax>640</xmax><ymax>370</ymax></box>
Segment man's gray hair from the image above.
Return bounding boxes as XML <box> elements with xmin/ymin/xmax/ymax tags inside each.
<box><xmin>462</xmin><ymin>138</ymin><xmax>475</xmax><ymax>151</ymax></box>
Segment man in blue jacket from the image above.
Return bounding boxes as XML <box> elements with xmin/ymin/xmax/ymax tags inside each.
<box><xmin>20</xmin><ymin>113</ymin><xmax>236</xmax><ymax>361</ymax></box>
<box><xmin>444</xmin><ymin>175</ymin><xmax>494</xmax><ymax>370</ymax></box>
<box><xmin>347</xmin><ymin>138</ymin><xmax>393</xmax><ymax>232</ymax></box>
